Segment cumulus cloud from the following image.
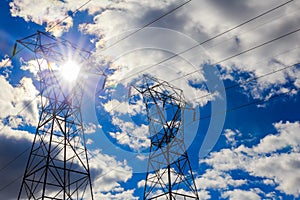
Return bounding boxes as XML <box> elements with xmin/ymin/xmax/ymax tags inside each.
<box><xmin>179</xmin><ymin>0</ymin><xmax>300</xmax><ymax>99</ymax></box>
<box><xmin>88</xmin><ymin>149</ymin><xmax>136</xmax><ymax>198</ymax></box>
<box><xmin>200</xmin><ymin>121</ymin><xmax>300</xmax><ymax>198</ymax></box>
<box><xmin>195</xmin><ymin>169</ymin><xmax>246</xmax><ymax>190</ymax></box>
<box><xmin>81</xmin><ymin>0</ymin><xmax>300</xmax><ymax>100</ymax></box>
<box><xmin>103</xmin><ymin>98</ymin><xmax>145</xmax><ymax>117</ymax></box>
<box><xmin>7</xmin><ymin>1</ymin><xmax>300</xmax><ymax>199</ymax></box>
<box><xmin>224</xmin><ymin>129</ymin><xmax>241</xmax><ymax>146</ymax></box>
<box><xmin>93</xmin><ymin>189</ymin><xmax>138</xmax><ymax>200</ymax></box>
<box><xmin>0</xmin><ymin>129</ymin><xmax>135</xmax><ymax>199</ymax></box>
<box><xmin>221</xmin><ymin>189</ymin><xmax>261</xmax><ymax>200</ymax></box>
<box><xmin>0</xmin><ymin>75</ymin><xmax>39</xmax><ymax>126</ymax></box>
<box><xmin>109</xmin><ymin>116</ymin><xmax>150</xmax><ymax>151</ymax></box>
<box><xmin>84</xmin><ymin>122</ymin><xmax>97</xmax><ymax>134</ymax></box>
<box><xmin>10</xmin><ymin>0</ymin><xmax>71</xmax><ymax>37</ymax></box>
<box><xmin>9</xmin><ymin>0</ymin><xmax>300</xmax><ymax>101</ymax></box>
<box><xmin>0</xmin><ymin>57</ymin><xmax>12</xmax><ymax>68</ymax></box>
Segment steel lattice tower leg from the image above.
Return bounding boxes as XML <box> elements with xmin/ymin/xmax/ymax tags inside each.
<box><xmin>131</xmin><ymin>75</ymin><xmax>199</xmax><ymax>200</ymax></box>
<box><xmin>17</xmin><ymin>31</ymin><xmax>94</xmax><ymax>200</ymax></box>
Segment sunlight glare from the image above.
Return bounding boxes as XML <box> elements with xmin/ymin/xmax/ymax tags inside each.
<box><xmin>61</xmin><ymin>60</ymin><xmax>81</xmax><ymax>82</ymax></box>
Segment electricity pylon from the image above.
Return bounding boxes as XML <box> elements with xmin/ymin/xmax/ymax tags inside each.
<box><xmin>16</xmin><ymin>31</ymin><xmax>94</xmax><ymax>199</ymax></box>
<box><xmin>130</xmin><ymin>75</ymin><xmax>199</xmax><ymax>200</ymax></box>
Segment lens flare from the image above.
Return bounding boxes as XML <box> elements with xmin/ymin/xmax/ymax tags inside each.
<box><xmin>60</xmin><ymin>60</ymin><xmax>80</xmax><ymax>82</ymax></box>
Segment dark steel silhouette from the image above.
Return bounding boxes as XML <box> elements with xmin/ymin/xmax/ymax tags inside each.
<box><xmin>17</xmin><ymin>31</ymin><xmax>94</xmax><ymax>200</ymax></box>
<box><xmin>131</xmin><ymin>75</ymin><xmax>199</xmax><ymax>200</ymax></box>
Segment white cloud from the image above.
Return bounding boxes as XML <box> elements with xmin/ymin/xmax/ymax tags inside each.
<box><xmin>79</xmin><ymin>0</ymin><xmax>178</xmax><ymax>39</ymax></box>
<box><xmin>201</xmin><ymin>121</ymin><xmax>300</xmax><ymax>197</ymax></box>
<box><xmin>250</xmin><ymin>121</ymin><xmax>300</xmax><ymax>154</ymax></box>
<box><xmin>9</xmin><ymin>0</ymin><xmax>300</xmax><ymax>100</ymax></box>
<box><xmin>81</xmin><ymin>0</ymin><xmax>300</xmax><ymax>100</ymax></box>
<box><xmin>10</xmin><ymin>0</ymin><xmax>176</xmax><ymax>37</ymax></box>
<box><xmin>84</xmin><ymin>122</ymin><xmax>97</xmax><ymax>134</ymax></box>
<box><xmin>88</xmin><ymin>149</ymin><xmax>134</xmax><ymax>195</ymax></box>
<box><xmin>247</xmin><ymin>153</ymin><xmax>300</xmax><ymax>196</ymax></box>
<box><xmin>20</xmin><ymin>58</ymin><xmax>58</xmax><ymax>77</ymax></box>
<box><xmin>86</xmin><ymin>138</ymin><xmax>94</xmax><ymax>145</ymax></box>
<box><xmin>0</xmin><ymin>120</ymin><xmax>34</xmax><ymax>141</ymax></box>
<box><xmin>102</xmin><ymin>98</ymin><xmax>144</xmax><ymax>116</ymax></box>
<box><xmin>94</xmin><ymin>189</ymin><xmax>138</xmax><ymax>200</ymax></box>
<box><xmin>197</xmin><ymin>190</ymin><xmax>211</xmax><ymax>200</ymax></box>
<box><xmin>224</xmin><ymin>129</ymin><xmax>241</xmax><ymax>146</ymax></box>
<box><xmin>263</xmin><ymin>179</ymin><xmax>275</xmax><ymax>186</ymax></box>
<box><xmin>195</xmin><ymin>169</ymin><xmax>246</xmax><ymax>190</ymax></box>
<box><xmin>0</xmin><ymin>57</ymin><xmax>12</xmax><ymax>68</ymax></box>
<box><xmin>0</xmin><ymin>75</ymin><xmax>39</xmax><ymax>126</ymax></box>
<box><xmin>10</xmin><ymin>0</ymin><xmax>72</xmax><ymax>37</ymax></box>
<box><xmin>221</xmin><ymin>189</ymin><xmax>261</xmax><ymax>200</ymax></box>
<box><xmin>137</xmin><ymin>180</ymin><xmax>145</xmax><ymax>188</ymax></box>
<box><xmin>109</xmin><ymin>116</ymin><xmax>150</xmax><ymax>151</ymax></box>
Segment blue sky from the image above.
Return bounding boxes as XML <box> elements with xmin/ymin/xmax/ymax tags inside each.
<box><xmin>1</xmin><ymin>0</ymin><xmax>300</xmax><ymax>199</ymax></box>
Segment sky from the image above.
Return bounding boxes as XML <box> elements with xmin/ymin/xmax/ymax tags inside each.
<box><xmin>0</xmin><ymin>0</ymin><xmax>300</xmax><ymax>199</ymax></box>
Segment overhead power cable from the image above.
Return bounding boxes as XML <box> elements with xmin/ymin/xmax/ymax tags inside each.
<box><xmin>2</xmin><ymin>83</ymin><xmax>297</xmax><ymax>195</ymax></box>
<box><xmin>199</xmin><ymin>87</ymin><xmax>298</xmax><ymax>121</ymax></box>
<box><xmin>3</xmin><ymin>0</ymin><xmax>296</xmax><ymax>171</ymax></box>
<box><xmin>94</xmin><ymin>60</ymin><xmax>300</xmax><ymax>155</ymax></box>
<box><xmin>86</xmin><ymin>85</ymin><xmax>298</xmax><ymax>183</ymax></box>
<box><xmin>0</xmin><ymin>0</ymin><xmax>193</xmax><ymax>175</ymax></box>
<box><xmin>0</xmin><ymin>0</ymin><xmax>93</xmax><ymax>184</ymax></box>
<box><xmin>96</xmin><ymin>0</ymin><xmax>193</xmax><ymax>53</ymax></box>
<box><xmin>47</xmin><ymin>0</ymin><xmax>93</xmax><ymax>32</ymax></box>
<box><xmin>0</xmin><ymin>0</ymin><xmax>93</xmax><ymax>130</ymax></box>
<box><xmin>190</xmin><ymin>62</ymin><xmax>300</xmax><ymax>102</ymax></box>
<box><xmin>170</xmin><ymin>25</ymin><xmax>300</xmax><ymax>83</ymax></box>
<box><xmin>1</xmin><ymin>0</ymin><xmax>298</xmax><ymax>191</ymax></box>
<box><xmin>0</xmin><ymin>147</ymin><xmax>30</xmax><ymax>173</ymax></box>
<box><xmin>0</xmin><ymin>174</ymin><xmax>23</xmax><ymax>192</ymax></box>
<box><xmin>2</xmin><ymin>57</ymin><xmax>299</xmax><ymax>197</ymax></box>
<box><xmin>113</xmin><ymin>0</ymin><xmax>295</xmax><ymax>82</ymax></box>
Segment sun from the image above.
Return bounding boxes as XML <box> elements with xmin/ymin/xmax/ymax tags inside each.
<box><xmin>60</xmin><ymin>60</ymin><xmax>81</xmax><ymax>82</ymax></box>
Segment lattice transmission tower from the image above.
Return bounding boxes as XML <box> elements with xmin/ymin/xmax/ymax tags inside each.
<box><xmin>16</xmin><ymin>31</ymin><xmax>94</xmax><ymax>199</ymax></box>
<box><xmin>130</xmin><ymin>75</ymin><xmax>199</xmax><ymax>200</ymax></box>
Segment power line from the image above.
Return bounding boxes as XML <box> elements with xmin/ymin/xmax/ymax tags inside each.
<box><xmin>96</xmin><ymin>0</ymin><xmax>193</xmax><ymax>53</ymax></box>
<box><xmin>190</xmin><ymin>62</ymin><xmax>300</xmax><ymax>102</ymax></box>
<box><xmin>0</xmin><ymin>0</ymin><xmax>193</xmax><ymax>176</ymax></box>
<box><xmin>1</xmin><ymin>83</ymin><xmax>297</xmax><ymax>195</ymax></box>
<box><xmin>204</xmin><ymin>4</ymin><xmax>300</xmax><ymax>51</ymax></box>
<box><xmin>169</xmin><ymin>25</ymin><xmax>300</xmax><ymax>83</ymax></box>
<box><xmin>46</xmin><ymin>0</ymin><xmax>92</xmax><ymax>32</ymax></box>
<box><xmin>0</xmin><ymin>147</ymin><xmax>30</xmax><ymax>173</ymax></box>
<box><xmin>0</xmin><ymin>174</ymin><xmax>23</xmax><ymax>192</ymax></box>
<box><xmin>94</xmin><ymin>61</ymin><xmax>300</xmax><ymax>154</ymax></box>
<box><xmin>0</xmin><ymin>94</ymin><xmax>39</xmax><ymax>132</ymax></box>
<box><xmin>0</xmin><ymin>95</ymin><xmax>39</xmax><ymax>174</ymax></box>
<box><xmin>1</xmin><ymin>0</ymin><xmax>298</xmax><ymax>192</ymax></box>
<box><xmin>112</xmin><ymin>0</ymin><xmax>295</xmax><ymax>82</ymax></box>
<box><xmin>99</xmin><ymin>25</ymin><xmax>300</xmax><ymax>130</ymax></box>
<box><xmin>85</xmin><ymin>86</ymin><xmax>298</xmax><ymax>184</ymax></box>
<box><xmin>4</xmin><ymin>0</ymin><xmax>297</xmax><ymax>172</ymax></box>
<box><xmin>92</xmin><ymin>1</ymin><xmax>300</xmax><ymax>128</ymax></box>
<box><xmin>0</xmin><ymin>0</ymin><xmax>94</xmax><ymax>188</ymax></box>
<box><xmin>1</xmin><ymin>47</ymin><xmax>25</xmax><ymax>68</ymax></box>
<box><xmin>200</xmin><ymin>87</ymin><xmax>298</xmax><ymax>121</ymax></box>
<box><xmin>1</xmin><ymin>59</ymin><xmax>298</xmax><ymax>197</ymax></box>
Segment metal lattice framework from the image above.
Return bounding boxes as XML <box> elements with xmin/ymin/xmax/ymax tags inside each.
<box><xmin>131</xmin><ymin>75</ymin><xmax>199</xmax><ymax>200</ymax></box>
<box><xmin>17</xmin><ymin>31</ymin><xmax>94</xmax><ymax>200</ymax></box>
